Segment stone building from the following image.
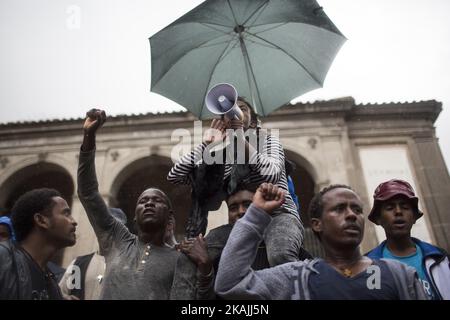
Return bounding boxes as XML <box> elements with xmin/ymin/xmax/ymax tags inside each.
<box><xmin>0</xmin><ymin>97</ymin><xmax>449</xmax><ymax>266</ymax></box>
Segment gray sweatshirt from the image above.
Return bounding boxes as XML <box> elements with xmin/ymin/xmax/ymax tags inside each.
<box><xmin>78</xmin><ymin>149</ymin><xmax>197</xmax><ymax>299</ymax></box>
<box><xmin>215</xmin><ymin>204</ymin><xmax>428</xmax><ymax>300</ymax></box>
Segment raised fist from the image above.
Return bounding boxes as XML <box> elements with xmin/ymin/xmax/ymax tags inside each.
<box><xmin>83</xmin><ymin>108</ymin><xmax>106</xmax><ymax>134</ymax></box>
<box><xmin>253</xmin><ymin>183</ymin><xmax>286</xmax><ymax>215</ymax></box>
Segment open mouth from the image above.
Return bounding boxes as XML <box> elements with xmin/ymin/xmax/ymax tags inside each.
<box><xmin>393</xmin><ymin>220</ymin><xmax>407</xmax><ymax>228</ymax></box>
<box><xmin>143</xmin><ymin>209</ymin><xmax>156</xmax><ymax>217</ymax></box>
<box><xmin>343</xmin><ymin>225</ymin><xmax>360</xmax><ymax>234</ymax></box>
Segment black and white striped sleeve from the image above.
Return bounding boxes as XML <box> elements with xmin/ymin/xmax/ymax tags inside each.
<box><xmin>167</xmin><ymin>143</ymin><xmax>207</xmax><ymax>185</ymax></box>
<box><xmin>248</xmin><ymin>134</ymin><xmax>284</xmax><ymax>184</ymax></box>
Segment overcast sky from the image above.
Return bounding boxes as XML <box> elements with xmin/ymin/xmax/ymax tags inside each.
<box><xmin>0</xmin><ymin>0</ymin><xmax>449</xmax><ymax>170</ymax></box>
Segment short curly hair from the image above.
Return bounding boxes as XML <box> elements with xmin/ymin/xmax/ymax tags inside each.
<box><xmin>11</xmin><ymin>188</ymin><xmax>61</xmax><ymax>242</ymax></box>
<box><xmin>140</xmin><ymin>187</ymin><xmax>173</xmax><ymax>211</ymax></box>
<box><xmin>226</xmin><ymin>182</ymin><xmax>259</xmax><ymax>201</ymax></box>
<box><xmin>308</xmin><ymin>184</ymin><xmax>354</xmax><ymax>219</ymax></box>
<box><xmin>308</xmin><ymin>184</ymin><xmax>354</xmax><ymax>239</ymax></box>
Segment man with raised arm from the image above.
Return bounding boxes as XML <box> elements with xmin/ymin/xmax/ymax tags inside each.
<box><xmin>215</xmin><ymin>183</ymin><xmax>427</xmax><ymax>300</ymax></box>
<box><xmin>77</xmin><ymin>108</ymin><xmax>196</xmax><ymax>299</ymax></box>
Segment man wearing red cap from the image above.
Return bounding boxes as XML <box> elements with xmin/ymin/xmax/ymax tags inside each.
<box><xmin>366</xmin><ymin>179</ymin><xmax>450</xmax><ymax>300</ymax></box>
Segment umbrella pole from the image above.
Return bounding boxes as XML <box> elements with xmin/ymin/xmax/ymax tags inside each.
<box><xmin>237</xmin><ymin>31</ymin><xmax>262</xmax><ymax>116</ymax></box>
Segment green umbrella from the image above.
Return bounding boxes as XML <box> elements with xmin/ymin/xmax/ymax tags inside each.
<box><xmin>150</xmin><ymin>0</ymin><xmax>345</xmax><ymax>119</ymax></box>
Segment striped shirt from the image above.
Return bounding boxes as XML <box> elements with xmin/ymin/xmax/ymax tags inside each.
<box><xmin>167</xmin><ymin>132</ymin><xmax>299</xmax><ymax>217</ymax></box>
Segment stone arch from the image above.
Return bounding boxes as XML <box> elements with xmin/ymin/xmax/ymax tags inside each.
<box><xmin>0</xmin><ymin>161</ymin><xmax>75</xmax><ymax>212</ymax></box>
<box><xmin>109</xmin><ymin>154</ymin><xmax>190</xmax><ymax>238</ymax></box>
<box><xmin>100</xmin><ymin>147</ymin><xmax>174</xmax><ymax>193</ymax></box>
<box><xmin>281</xmin><ymin>140</ymin><xmax>327</xmax><ymax>185</ymax></box>
<box><xmin>284</xmin><ymin>149</ymin><xmax>316</xmax><ymax>223</ymax></box>
<box><xmin>283</xmin><ymin>148</ymin><xmax>325</xmax><ymax>258</ymax></box>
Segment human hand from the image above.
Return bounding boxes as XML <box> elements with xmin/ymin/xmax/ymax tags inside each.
<box><xmin>253</xmin><ymin>183</ymin><xmax>286</xmax><ymax>215</ymax></box>
<box><xmin>228</xmin><ymin>119</ymin><xmax>244</xmax><ymax>130</ymax></box>
<box><xmin>203</xmin><ymin>119</ymin><xmax>226</xmax><ymax>145</ymax></box>
<box><xmin>178</xmin><ymin>234</ymin><xmax>212</xmax><ymax>275</ymax></box>
<box><xmin>83</xmin><ymin>108</ymin><xmax>106</xmax><ymax>135</ymax></box>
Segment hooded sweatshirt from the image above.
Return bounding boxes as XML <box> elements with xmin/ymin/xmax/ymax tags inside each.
<box><xmin>215</xmin><ymin>204</ymin><xmax>427</xmax><ymax>300</ymax></box>
<box><xmin>0</xmin><ymin>216</ymin><xmax>16</xmax><ymax>242</ymax></box>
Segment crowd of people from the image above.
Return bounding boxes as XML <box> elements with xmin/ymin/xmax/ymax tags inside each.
<box><xmin>0</xmin><ymin>99</ymin><xmax>449</xmax><ymax>300</ymax></box>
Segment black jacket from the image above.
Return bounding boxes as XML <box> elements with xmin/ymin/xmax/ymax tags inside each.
<box><xmin>0</xmin><ymin>240</ymin><xmax>63</xmax><ymax>300</ymax></box>
<box><xmin>0</xmin><ymin>240</ymin><xmax>33</xmax><ymax>299</ymax></box>
<box><xmin>185</xmin><ymin>162</ymin><xmax>227</xmax><ymax>238</ymax></box>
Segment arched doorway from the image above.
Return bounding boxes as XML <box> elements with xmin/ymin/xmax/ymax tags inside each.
<box><xmin>284</xmin><ymin>150</ymin><xmax>325</xmax><ymax>258</ymax></box>
<box><xmin>0</xmin><ymin>162</ymin><xmax>75</xmax><ymax>266</ymax></box>
<box><xmin>110</xmin><ymin>155</ymin><xmax>190</xmax><ymax>239</ymax></box>
<box><xmin>0</xmin><ymin>163</ymin><xmax>74</xmax><ymax>212</ymax></box>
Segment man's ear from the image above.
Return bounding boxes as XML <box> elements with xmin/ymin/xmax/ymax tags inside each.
<box><xmin>171</xmin><ymin>216</ymin><xmax>176</xmax><ymax>224</ymax></box>
<box><xmin>167</xmin><ymin>212</ymin><xmax>175</xmax><ymax>227</ymax></box>
<box><xmin>34</xmin><ymin>213</ymin><xmax>51</xmax><ymax>229</ymax></box>
<box><xmin>310</xmin><ymin>218</ymin><xmax>322</xmax><ymax>234</ymax></box>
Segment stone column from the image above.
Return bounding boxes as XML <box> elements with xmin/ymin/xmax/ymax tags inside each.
<box><xmin>350</xmin><ymin>158</ymin><xmax>379</xmax><ymax>253</ymax></box>
<box><xmin>410</xmin><ymin>136</ymin><xmax>450</xmax><ymax>251</ymax></box>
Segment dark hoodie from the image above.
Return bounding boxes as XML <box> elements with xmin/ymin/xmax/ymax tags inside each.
<box><xmin>0</xmin><ymin>216</ymin><xmax>16</xmax><ymax>241</ymax></box>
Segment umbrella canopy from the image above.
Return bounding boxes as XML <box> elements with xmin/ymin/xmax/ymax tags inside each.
<box><xmin>150</xmin><ymin>0</ymin><xmax>345</xmax><ymax>119</ymax></box>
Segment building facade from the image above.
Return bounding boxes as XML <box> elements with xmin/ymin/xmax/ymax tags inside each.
<box><xmin>0</xmin><ymin>97</ymin><xmax>449</xmax><ymax>266</ymax></box>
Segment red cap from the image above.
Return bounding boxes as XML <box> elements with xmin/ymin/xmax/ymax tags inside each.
<box><xmin>368</xmin><ymin>179</ymin><xmax>423</xmax><ymax>224</ymax></box>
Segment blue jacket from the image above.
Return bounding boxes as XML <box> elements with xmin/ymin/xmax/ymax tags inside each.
<box><xmin>287</xmin><ymin>176</ymin><xmax>300</xmax><ymax>213</ymax></box>
<box><xmin>0</xmin><ymin>216</ymin><xmax>16</xmax><ymax>241</ymax></box>
<box><xmin>366</xmin><ymin>238</ymin><xmax>450</xmax><ymax>300</ymax></box>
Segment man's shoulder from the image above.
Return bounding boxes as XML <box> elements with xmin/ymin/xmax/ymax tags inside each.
<box><xmin>166</xmin><ymin>247</ymin><xmax>186</xmax><ymax>261</ymax></box>
<box><xmin>73</xmin><ymin>252</ymin><xmax>97</xmax><ymax>266</ymax></box>
<box><xmin>377</xmin><ymin>257</ymin><xmax>417</xmax><ymax>276</ymax></box>
<box><xmin>206</xmin><ymin>224</ymin><xmax>233</xmax><ymax>244</ymax></box>
<box><xmin>0</xmin><ymin>241</ymin><xmax>18</xmax><ymax>276</ymax></box>
<box><xmin>413</xmin><ymin>238</ymin><xmax>449</xmax><ymax>258</ymax></box>
<box><xmin>365</xmin><ymin>242</ymin><xmax>385</xmax><ymax>259</ymax></box>
<box><xmin>0</xmin><ymin>240</ymin><xmax>14</xmax><ymax>256</ymax></box>
<box><xmin>208</xmin><ymin>223</ymin><xmax>233</xmax><ymax>234</ymax></box>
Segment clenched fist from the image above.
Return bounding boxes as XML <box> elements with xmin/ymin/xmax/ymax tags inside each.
<box><xmin>252</xmin><ymin>183</ymin><xmax>286</xmax><ymax>215</ymax></box>
<box><xmin>83</xmin><ymin>108</ymin><xmax>106</xmax><ymax>135</ymax></box>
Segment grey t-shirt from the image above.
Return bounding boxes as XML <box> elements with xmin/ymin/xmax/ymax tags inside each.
<box><xmin>78</xmin><ymin>149</ymin><xmax>196</xmax><ymax>300</ymax></box>
<box><xmin>101</xmin><ymin>222</ymin><xmax>192</xmax><ymax>299</ymax></box>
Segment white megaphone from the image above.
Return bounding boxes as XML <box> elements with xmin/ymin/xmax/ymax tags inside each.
<box><xmin>205</xmin><ymin>83</ymin><xmax>243</xmax><ymax>120</ymax></box>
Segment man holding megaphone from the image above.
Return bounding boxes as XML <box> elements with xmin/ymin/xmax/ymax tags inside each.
<box><xmin>168</xmin><ymin>84</ymin><xmax>304</xmax><ymax>268</ymax></box>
